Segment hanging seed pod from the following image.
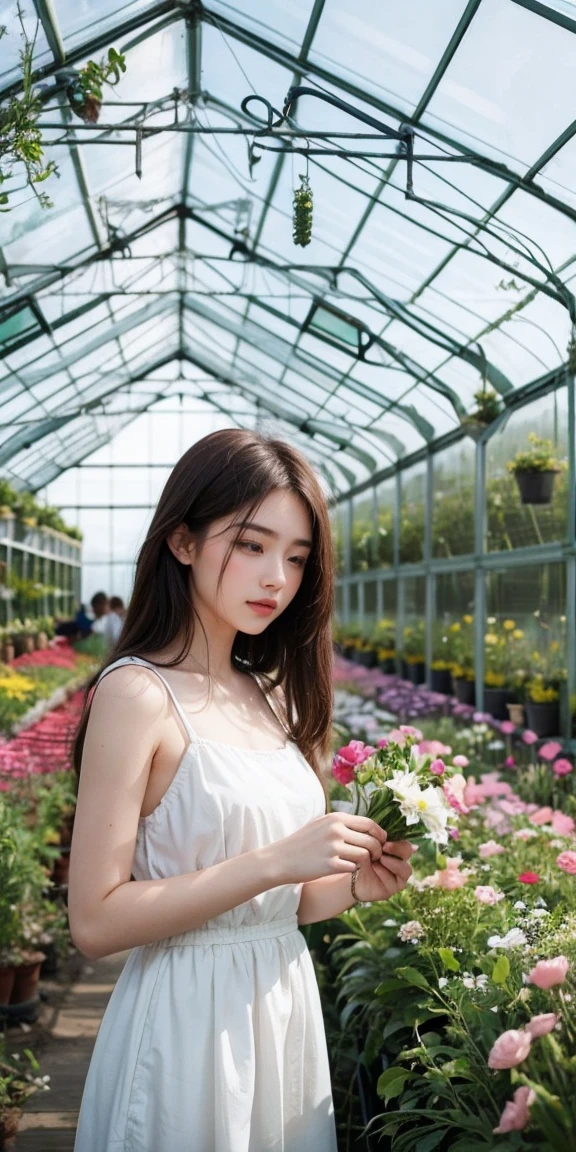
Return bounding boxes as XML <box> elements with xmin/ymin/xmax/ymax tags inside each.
<box><xmin>292</xmin><ymin>174</ymin><xmax>313</xmax><ymax>247</ymax></box>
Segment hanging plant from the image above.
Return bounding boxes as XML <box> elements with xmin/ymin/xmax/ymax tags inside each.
<box><xmin>507</xmin><ymin>434</ymin><xmax>565</xmax><ymax>505</ymax></box>
<box><xmin>0</xmin><ymin>12</ymin><xmax>58</xmax><ymax>211</ymax></box>
<box><xmin>460</xmin><ymin>385</ymin><xmax>502</xmax><ymax>441</ymax></box>
<box><xmin>66</xmin><ymin>47</ymin><xmax>126</xmax><ymax>125</ymax></box>
<box><xmin>292</xmin><ymin>173</ymin><xmax>313</xmax><ymax>247</ymax></box>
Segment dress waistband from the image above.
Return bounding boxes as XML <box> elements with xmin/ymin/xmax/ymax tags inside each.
<box><xmin>146</xmin><ymin>915</ymin><xmax>300</xmax><ymax>949</ymax></box>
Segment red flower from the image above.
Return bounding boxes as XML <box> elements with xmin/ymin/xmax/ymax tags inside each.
<box><xmin>518</xmin><ymin>871</ymin><xmax>540</xmax><ymax>884</ymax></box>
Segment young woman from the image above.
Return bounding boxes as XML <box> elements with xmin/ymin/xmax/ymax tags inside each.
<box><xmin>68</xmin><ymin>429</ymin><xmax>414</xmax><ymax>1152</ymax></box>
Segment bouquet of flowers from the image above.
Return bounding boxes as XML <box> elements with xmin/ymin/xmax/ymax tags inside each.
<box><xmin>332</xmin><ymin>725</ymin><xmax>463</xmax><ymax>845</ymax></box>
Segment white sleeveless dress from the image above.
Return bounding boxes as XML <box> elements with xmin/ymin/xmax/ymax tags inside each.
<box><xmin>74</xmin><ymin>656</ymin><xmax>338</xmax><ymax>1152</ymax></box>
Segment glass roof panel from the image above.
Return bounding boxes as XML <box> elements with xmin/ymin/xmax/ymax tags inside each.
<box><xmin>425</xmin><ymin>0</ymin><xmax>576</xmax><ymax>170</ymax></box>
<box><xmin>206</xmin><ymin>0</ymin><xmax>316</xmax><ymax>52</ymax></box>
<box><xmin>309</xmin><ymin>0</ymin><xmax>471</xmax><ymax>115</ymax></box>
<box><xmin>0</xmin><ymin>3</ymin><xmax>52</xmax><ymax>83</ymax></box>
<box><xmin>50</xmin><ymin>0</ymin><xmax>164</xmax><ymax>44</ymax></box>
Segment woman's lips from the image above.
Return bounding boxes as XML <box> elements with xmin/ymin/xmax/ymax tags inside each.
<box><xmin>247</xmin><ymin>601</ymin><xmax>276</xmax><ymax>616</ymax></box>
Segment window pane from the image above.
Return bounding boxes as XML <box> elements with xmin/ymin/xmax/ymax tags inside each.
<box><xmin>399</xmin><ymin>462</ymin><xmax>426</xmax><ymax>563</ymax></box>
<box><xmin>432</xmin><ymin>440</ymin><xmax>475</xmax><ymax>557</ymax></box>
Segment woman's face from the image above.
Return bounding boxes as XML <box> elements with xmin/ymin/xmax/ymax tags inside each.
<box><xmin>189</xmin><ymin>489</ymin><xmax>313</xmax><ymax>634</ymax></box>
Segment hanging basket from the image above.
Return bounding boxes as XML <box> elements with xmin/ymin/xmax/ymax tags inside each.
<box><xmin>513</xmin><ymin>469</ymin><xmax>558</xmax><ymax>505</ymax></box>
<box><xmin>460</xmin><ymin>418</ymin><xmax>489</xmax><ymax>443</ymax></box>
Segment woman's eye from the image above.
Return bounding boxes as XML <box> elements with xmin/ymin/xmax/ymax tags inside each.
<box><xmin>289</xmin><ymin>556</ymin><xmax>307</xmax><ymax>567</ymax></box>
<box><xmin>238</xmin><ymin>540</ymin><xmax>262</xmax><ymax>553</ymax></box>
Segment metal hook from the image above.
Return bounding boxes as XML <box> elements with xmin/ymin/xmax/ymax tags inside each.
<box><xmin>240</xmin><ymin>95</ymin><xmax>285</xmax><ymax>130</ymax></box>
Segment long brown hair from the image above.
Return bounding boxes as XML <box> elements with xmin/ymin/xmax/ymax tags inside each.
<box><xmin>73</xmin><ymin>429</ymin><xmax>335</xmax><ymax>787</ymax></box>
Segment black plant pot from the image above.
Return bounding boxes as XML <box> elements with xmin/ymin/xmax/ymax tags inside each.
<box><xmin>484</xmin><ymin>687</ymin><xmax>516</xmax><ymax>721</ymax></box>
<box><xmin>525</xmin><ymin>700</ymin><xmax>560</xmax><ymax>738</ymax></box>
<box><xmin>378</xmin><ymin>658</ymin><xmax>396</xmax><ymax>675</ymax></box>
<box><xmin>430</xmin><ymin>668</ymin><xmax>452</xmax><ymax>695</ymax></box>
<box><xmin>514</xmin><ymin>469</ymin><xmax>557</xmax><ymax>505</ymax></box>
<box><xmin>356</xmin><ymin>649</ymin><xmax>378</xmax><ymax>668</ymax></box>
<box><xmin>343</xmin><ymin>645</ymin><xmax>355</xmax><ymax>660</ymax></box>
<box><xmin>406</xmin><ymin>661</ymin><xmax>426</xmax><ymax>686</ymax></box>
<box><xmin>452</xmin><ymin>677</ymin><xmax>476</xmax><ymax>706</ymax></box>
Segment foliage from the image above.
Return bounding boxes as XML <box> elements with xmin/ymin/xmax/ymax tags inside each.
<box><xmin>470</xmin><ymin>385</ymin><xmax>502</xmax><ymax>424</ymax></box>
<box><xmin>67</xmin><ymin>47</ymin><xmax>126</xmax><ymax>123</ymax></box>
<box><xmin>508</xmin><ymin>435</ymin><xmax>564</xmax><ymax>476</ymax></box>
<box><xmin>293</xmin><ymin>173</ymin><xmax>313</xmax><ymax>246</ymax></box>
<box><xmin>0</xmin><ymin>9</ymin><xmax>57</xmax><ymax>211</ymax></box>
<box><xmin>0</xmin><ymin>477</ymin><xmax>81</xmax><ymax>539</ymax></box>
<box><xmin>402</xmin><ymin>621</ymin><xmax>425</xmax><ymax>663</ymax></box>
<box><xmin>325</xmin><ymin>703</ymin><xmax>576</xmax><ymax>1151</ymax></box>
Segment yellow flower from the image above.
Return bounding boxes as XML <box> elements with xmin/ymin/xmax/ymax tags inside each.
<box><xmin>512</xmin><ymin>630</ymin><xmax>524</xmax><ymax>640</ymax></box>
<box><xmin>550</xmin><ymin>641</ymin><xmax>560</xmax><ymax>652</ymax></box>
<box><xmin>503</xmin><ymin>619</ymin><xmax>516</xmax><ymax>630</ymax></box>
<box><xmin>462</xmin><ymin>615</ymin><xmax>473</xmax><ymax>625</ymax></box>
<box><xmin>485</xmin><ymin>633</ymin><xmax>498</xmax><ymax>646</ymax></box>
<box><xmin>449</xmin><ymin>622</ymin><xmax>461</xmax><ymax>633</ymax></box>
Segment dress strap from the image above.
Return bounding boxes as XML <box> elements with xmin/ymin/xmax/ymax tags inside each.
<box><xmin>94</xmin><ymin>656</ymin><xmax>196</xmax><ymax>741</ymax></box>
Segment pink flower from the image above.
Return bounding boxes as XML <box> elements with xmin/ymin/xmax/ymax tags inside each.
<box><xmin>436</xmin><ymin>858</ymin><xmax>467</xmax><ymax>890</ymax></box>
<box><xmin>500</xmin><ymin>721</ymin><xmax>516</xmax><ymax>735</ymax></box>
<box><xmin>524</xmin><ymin>1013</ymin><xmax>558</xmax><ymax>1039</ymax></box>
<box><xmin>417</xmin><ymin>740</ymin><xmax>451</xmax><ymax>757</ymax></box>
<box><xmin>332</xmin><ymin>740</ymin><xmax>376</xmax><ymax>783</ymax></box>
<box><xmin>522</xmin><ymin>729</ymin><xmax>539</xmax><ymax>745</ymax></box>
<box><xmin>443</xmin><ymin>773</ymin><xmax>470</xmax><ymax>815</ymax></box>
<box><xmin>429</xmin><ymin>758</ymin><xmax>445</xmax><ymax>776</ymax></box>
<box><xmin>553</xmin><ymin>758</ymin><xmax>573</xmax><ymax>777</ymax></box>
<box><xmin>452</xmin><ymin>754</ymin><xmax>469</xmax><ymax>768</ymax></box>
<box><xmin>463</xmin><ymin>778</ymin><xmax>486</xmax><ymax>807</ymax></box>
<box><xmin>557</xmin><ymin>851</ymin><xmax>576</xmax><ymax>875</ymax></box>
<box><xmin>493</xmin><ymin>1086</ymin><xmax>535</xmax><ymax>1134</ymax></box>
<box><xmin>529</xmin><ymin>806</ymin><xmax>553</xmax><ymax>826</ymax></box>
<box><xmin>551</xmin><ymin>810</ymin><xmax>575</xmax><ymax>835</ymax></box>
<box><xmin>488</xmin><ymin>1029</ymin><xmax>532</xmax><ymax>1069</ymax></box>
<box><xmin>479</xmin><ymin>840</ymin><xmax>505</xmax><ymax>859</ymax></box>
<box><xmin>376</xmin><ymin>737</ymin><xmax>389</xmax><ymax>748</ymax></box>
<box><xmin>475</xmin><ymin>885</ymin><xmax>504</xmax><ymax>905</ymax></box>
<box><xmin>539</xmin><ymin>741</ymin><xmax>563</xmax><ymax>762</ymax></box>
<box><xmin>505</xmin><ymin>756</ymin><xmax>515</xmax><ymax>768</ymax></box>
<box><xmin>528</xmin><ymin>956</ymin><xmax>569</xmax><ymax>989</ymax></box>
<box><xmin>519</xmin><ymin>871</ymin><xmax>540</xmax><ymax>884</ymax></box>
<box><xmin>387</xmin><ymin>725</ymin><xmax>422</xmax><ymax>746</ymax></box>
<box><xmin>448</xmin><ymin>827</ymin><xmax>460</xmax><ymax>840</ymax></box>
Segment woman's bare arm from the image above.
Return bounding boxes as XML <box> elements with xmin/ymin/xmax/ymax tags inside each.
<box><xmin>67</xmin><ymin>667</ymin><xmax>283</xmax><ymax>960</ymax></box>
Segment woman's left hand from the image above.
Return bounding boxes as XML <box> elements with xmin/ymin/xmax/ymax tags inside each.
<box><xmin>352</xmin><ymin>840</ymin><xmax>415</xmax><ymax>903</ymax></box>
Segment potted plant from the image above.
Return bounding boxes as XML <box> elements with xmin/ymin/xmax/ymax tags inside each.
<box><xmin>445</xmin><ymin>616</ymin><xmax>476</xmax><ymax>704</ymax></box>
<box><xmin>370</xmin><ymin>619</ymin><xmax>396</xmax><ymax>673</ymax></box>
<box><xmin>483</xmin><ymin>617</ymin><xmax>526</xmax><ymax>719</ymax></box>
<box><xmin>460</xmin><ymin>385</ymin><xmax>502</xmax><ymax>441</ymax></box>
<box><xmin>0</xmin><ymin>1041</ymin><xmax>50</xmax><ymax>1146</ymax></box>
<box><xmin>507</xmin><ymin>434</ymin><xmax>565</xmax><ymax>505</ymax></box>
<box><xmin>401</xmin><ymin>622</ymin><xmax>426</xmax><ymax>684</ymax></box>
<box><xmin>525</xmin><ymin>677</ymin><xmax>560</xmax><ymax>738</ymax></box>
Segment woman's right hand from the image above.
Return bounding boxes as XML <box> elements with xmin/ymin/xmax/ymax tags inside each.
<box><xmin>270</xmin><ymin>812</ymin><xmax>387</xmax><ymax>885</ymax></box>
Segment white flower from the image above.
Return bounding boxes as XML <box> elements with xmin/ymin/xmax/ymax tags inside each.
<box><xmin>438</xmin><ymin>977</ymin><xmax>449</xmax><ymax>989</ymax></box>
<box><xmin>513</xmin><ymin>900</ymin><xmax>527</xmax><ymax>910</ymax></box>
<box><xmin>383</xmin><ymin>919</ymin><xmax>398</xmax><ymax>927</ymax></box>
<box><xmin>529</xmin><ymin>908</ymin><xmax>549</xmax><ymax>919</ymax></box>
<box><xmin>487</xmin><ymin>927</ymin><xmax>528</xmax><ymax>950</ymax></box>
<box><xmin>397</xmin><ymin>920</ymin><xmax>425</xmax><ymax>943</ymax></box>
<box><xmin>462</xmin><ymin>974</ymin><xmax>489</xmax><ymax>990</ymax></box>
<box><xmin>534</xmin><ymin>897</ymin><xmax>548</xmax><ymax>908</ymax></box>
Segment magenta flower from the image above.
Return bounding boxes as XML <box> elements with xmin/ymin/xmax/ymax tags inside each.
<box><xmin>493</xmin><ymin>1086</ymin><xmax>535</xmax><ymax>1134</ymax></box>
<box><xmin>521</xmin><ymin>729</ymin><xmax>539</xmax><ymax>745</ymax></box>
<box><xmin>429</xmin><ymin>758</ymin><xmax>445</xmax><ymax>776</ymax></box>
<box><xmin>552</xmin><ymin>757</ymin><xmax>573</xmax><ymax>777</ymax></box>
<box><xmin>518</xmin><ymin>871</ymin><xmax>540</xmax><ymax>884</ymax></box>
<box><xmin>332</xmin><ymin>740</ymin><xmax>376</xmax><ymax>784</ymax></box>
<box><xmin>505</xmin><ymin>756</ymin><xmax>515</xmax><ymax>768</ymax></box>
<box><xmin>488</xmin><ymin>1029</ymin><xmax>531</xmax><ymax>1069</ymax></box>
<box><xmin>539</xmin><ymin>740</ymin><xmax>563</xmax><ymax>762</ymax></box>
<box><xmin>528</xmin><ymin>956</ymin><xmax>569</xmax><ymax>989</ymax></box>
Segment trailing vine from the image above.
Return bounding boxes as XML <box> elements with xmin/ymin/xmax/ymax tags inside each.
<box><xmin>0</xmin><ymin>6</ymin><xmax>126</xmax><ymax>210</ymax></box>
<box><xmin>292</xmin><ymin>173</ymin><xmax>313</xmax><ymax>247</ymax></box>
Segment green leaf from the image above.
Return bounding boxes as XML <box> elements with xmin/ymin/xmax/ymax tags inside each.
<box><xmin>438</xmin><ymin>947</ymin><xmax>460</xmax><ymax>972</ymax></box>
<box><xmin>491</xmin><ymin>954</ymin><xmax>510</xmax><ymax>985</ymax></box>
<box><xmin>396</xmin><ymin>966</ymin><xmax>431</xmax><ymax>991</ymax></box>
<box><xmin>376</xmin><ymin>1065</ymin><xmax>417</xmax><ymax>1103</ymax></box>
<box><xmin>416</xmin><ymin>1131</ymin><xmax>450</xmax><ymax>1152</ymax></box>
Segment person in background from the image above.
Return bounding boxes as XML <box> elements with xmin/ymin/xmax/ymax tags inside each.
<box><xmin>89</xmin><ymin>592</ymin><xmax>111</xmax><ymax>637</ymax></box>
<box><xmin>106</xmin><ymin>596</ymin><xmax>125</xmax><ymax>645</ymax></box>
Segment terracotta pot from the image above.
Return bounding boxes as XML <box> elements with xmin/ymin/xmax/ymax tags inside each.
<box><xmin>0</xmin><ymin>964</ymin><xmax>15</xmax><ymax>1005</ymax></box>
<box><xmin>35</xmin><ymin>631</ymin><xmax>48</xmax><ymax>650</ymax></box>
<box><xmin>23</xmin><ymin>635</ymin><xmax>35</xmax><ymax>654</ymax></box>
<box><xmin>2</xmin><ymin>643</ymin><xmax>14</xmax><ymax>663</ymax></box>
<box><xmin>10</xmin><ymin>952</ymin><xmax>46</xmax><ymax>1005</ymax></box>
<box><xmin>11</xmin><ymin>636</ymin><xmax>26</xmax><ymax>657</ymax></box>
<box><xmin>507</xmin><ymin>702</ymin><xmax>525</xmax><ymax>727</ymax></box>
<box><xmin>0</xmin><ymin>1106</ymin><xmax>22</xmax><ymax>1144</ymax></box>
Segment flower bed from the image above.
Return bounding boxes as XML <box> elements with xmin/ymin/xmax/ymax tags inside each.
<box><xmin>321</xmin><ymin>662</ymin><xmax>576</xmax><ymax>1150</ymax></box>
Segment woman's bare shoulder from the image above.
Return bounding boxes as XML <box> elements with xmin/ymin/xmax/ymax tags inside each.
<box><xmin>90</xmin><ymin>662</ymin><xmax>168</xmax><ymax>718</ymax></box>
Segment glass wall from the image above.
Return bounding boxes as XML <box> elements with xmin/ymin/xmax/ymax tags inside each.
<box><xmin>351</xmin><ymin>491</ymin><xmax>375</xmax><ymax>573</ymax></box>
<box><xmin>335</xmin><ymin>379</ymin><xmax>573</xmax><ymax>737</ymax></box>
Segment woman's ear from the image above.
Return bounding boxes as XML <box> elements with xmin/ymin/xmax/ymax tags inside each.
<box><xmin>166</xmin><ymin>523</ymin><xmax>196</xmax><ymax>567</ymax></box>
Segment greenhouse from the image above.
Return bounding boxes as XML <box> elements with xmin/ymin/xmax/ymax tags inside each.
<box><xmin>1</xmin><ymin>1</ymin><xmax>576</xmax><ymax>1149</ymax></box>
